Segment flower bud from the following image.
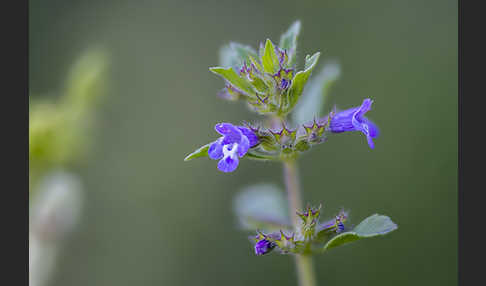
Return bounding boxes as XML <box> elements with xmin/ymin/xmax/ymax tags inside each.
<box><xmin>255</xmin><ymin>239</ymin><xmax>276</xmax><ymax>256</ymax></box>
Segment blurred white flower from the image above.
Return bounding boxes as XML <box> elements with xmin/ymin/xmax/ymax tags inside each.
<box><xmin>29</xmin><ymin>170</ymin><xmax>83</xmax><ymax>286</ymax></box>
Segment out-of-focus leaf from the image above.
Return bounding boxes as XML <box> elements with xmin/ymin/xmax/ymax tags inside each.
<box><xmin>284</xmin><ymin>52</ymin><xmax>320</xmax><ymax>115</ymax></box>
<box><xmin>29</xmin><ymin>49</ymin><xmax>109</xmax><ymax>193</ymax></box>
<box><xmin>261</xmin><ymin>39</ymin><xmax>280</xmax><ymax>74</ymax></box>
<box><xmin>63</xmin><ymin>49</ymin><xmax>108</xmax><ymax>112</ymax></box>
<box><xmin>279</xmin><ymin>20</ymin><xmax>301</xmax><ymax>67</ymax></box>
<box><xmin>292</xmin><ymin>61</ymin><xmax>341</xmax><ymax>125</ymax></box>
<box><xmin>219</xmin><ymin>42</ymin><xmax>258</xmax><ymax>69</ymax></box>
<box><xmin>209</xmin><ymin>67</ymin><xmax>259</xmax><ymax>96</ymax></box>
<box><xmin>323</xmin><ymin>214</ymin><xmax>397</xmax><ymax>252</ymax></box>
<box><xmin>184</xmin><ymin>143</ymin><xmax>211</xmax><ymax>161</ymax></box>
<box><xmin>234</xmin><ymin>184</ymin><xmax>291</xmax><ymax>232</ymax></box>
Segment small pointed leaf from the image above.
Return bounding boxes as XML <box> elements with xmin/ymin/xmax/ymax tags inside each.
<box><xmin>261</xmin><ymin>39</ymin><xmax>280</xmax><ymax>74</ymax></box>
<box><xmin>209</xmin><ymin>67</ymin><xmax>258</xmax><ymax>97</ymax></box>
<box><xmin>184</xmin><ymin>143</ymin><xmax>211</xmax><ymax>161</ymax></box>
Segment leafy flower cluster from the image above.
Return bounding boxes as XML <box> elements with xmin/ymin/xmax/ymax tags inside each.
<box><xmin>253</xmin><ymin>205</ymin><xmax>347</xmax><ymax>255</ymax></box>
<box><xmin>250</xmin><ymin>205</ymin><xmax>397</xmax><ymax>256</ymax></box>
<box><xmin>212</xmin><ymin>34</ymin><xmax>319</xmax><ymax>117</ymax></box>
<box><xmin>232</xmin><ymin>185</ymin><xmax>397</xmax><ymax>257</ymax></box>
<box><xmin>185</xmin><ymin>21</ymin><xmax>379</xmax><ymax>172</ymax></box>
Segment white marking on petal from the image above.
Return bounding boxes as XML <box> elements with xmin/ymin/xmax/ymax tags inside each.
<box><xmin>222</xmin><ymin>143</ymin><xmax>239</xmax><ymax>161</ymax></box>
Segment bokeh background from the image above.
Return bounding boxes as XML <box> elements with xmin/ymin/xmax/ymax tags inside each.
<box><xmin>29</xmin><ymin>0</ymin><xmax>457</xmax><ymax>285</ymax></box>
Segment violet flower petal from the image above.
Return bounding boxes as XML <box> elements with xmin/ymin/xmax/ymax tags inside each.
<box><xmin>217</xmin><ymin>155</ymin><xmax>239</xmax><ymax>173</ymax></box>
<box><xmin>215</xmin><ymin>123</ymin><xmax>243</xmax><ymax>145</ymax></box>
<box><xmin>237</xmin><ymin>135</ymin><xmax>250</xmax><ymax>157</ymax></box>
<box><xmin>208</xmin><ymin>138</ymin><xmax>224</xmax><ymax>160</ymax></box>
<box><xmin>237</xmin><ymin>126</ymin><xmax>259</xmax><ymax>147</ymax></box>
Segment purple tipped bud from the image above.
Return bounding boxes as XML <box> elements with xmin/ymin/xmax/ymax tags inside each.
<box><xmin>336</xmin><ymin>221</ymin><xmax>345</xmax><ymax>233</ymax></box>
<box><xmin>254</xmin><ymin>239</ymin><xmax>276</xmax><ymax>256</ymax></box>
<box><xmin>280</xmin><ymin>78</ymin><xmax>290</xmax><ymax>90</ymax></box>
<box><xmin>317</xmin><ymin>210</ymin><xmax>349</xmax><ymax>234</ymax></box>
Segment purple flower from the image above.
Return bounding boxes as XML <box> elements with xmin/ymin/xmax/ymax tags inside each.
<box><xmin>208</xmin><ymin>123</ymin><xmax>259</xmax><ymax>172</ymax></box>
<box><xmin>254</xmin><ymin>239</ymin><xmax>276</xmax><ymax>256</ymax></box>
<box><xmin>329</xmin><ymin>98</ymin><xmax>379</xmax><ymax>149</ymax></box>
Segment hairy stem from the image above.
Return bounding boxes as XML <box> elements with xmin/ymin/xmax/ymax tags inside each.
<box><xmin>283</xmin><ymin>160</ymin><xmax>317</xmax><ymax>286</ymax></box>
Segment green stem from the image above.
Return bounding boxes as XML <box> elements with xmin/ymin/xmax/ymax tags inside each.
<box><xmin>283</xmin><ymin>159</ymin><xmax>303</xmax><ymax>228</ymax></box>
<box><xmin>283</xmin><ymin>160</ymin><xmax>317</xmax><ymax>286</ymax></box>
<box><xmin>295</xmin><ymin>254</ymin><xmax>317</xmax><ymax>286</ymax></box>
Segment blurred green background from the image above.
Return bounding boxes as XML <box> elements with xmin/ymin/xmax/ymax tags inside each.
<box><xmin>29</xmin><ymin>0</ymin><xmax>457</xmax><ymax>285</ymax></box>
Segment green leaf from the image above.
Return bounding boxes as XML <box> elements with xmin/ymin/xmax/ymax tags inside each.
<box><xmin>279</xmin><ymin>20</ymin><xmax>301</xmax><ymax>67</ymax></box>
<box><xmin>233</xmin><ymin>184</ymin><xmax>291</xmax><ymax>231</ymax></box>
<box><xmin>184</xmin><ymin>143</ymin><xmax>210</xmax><ymax>161</ymax></box>
<box><xmin>219</xmin><ymin>42</ymin><xmax>258</xmax><ymax>69</ymax></box>
<box><xmin>292</xmin><ymin>61</ymin><xmax>341</xmax><ymax>125</ymax></box>
<box><xmin>209</xmin><ymin>67</ymin><xmax>258</xmax><ymax>97</ymax></box>
<box><xmin>284</xmin><ymin>52</ymin><xmax>320</xmax><ymax>114</ymax></box>
<box><xmin>323</xmin><ymin>214</ymin><xmax>398</xmax><ymax>252</ymax></box>
<box><xmin>261</xmin><ymin>39</ymin><xmax>280</xmax><ymax>74</ymax></box>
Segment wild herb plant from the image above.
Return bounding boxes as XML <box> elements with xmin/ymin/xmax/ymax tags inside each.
<box><xmin>184</xmin><ymin>21</ymin><xmax>397</xmax><ymax>286</ymax></box>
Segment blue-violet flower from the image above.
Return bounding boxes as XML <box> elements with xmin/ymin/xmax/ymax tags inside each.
<box><xmin>208</xmin><ymin>123</ymin><xmax>259</xmax><ymax>172</ymax></box>
<box><xmin>329</xmin><ymin>98</ymin><xmax>379</xmax><ymax>149</ymax></box>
